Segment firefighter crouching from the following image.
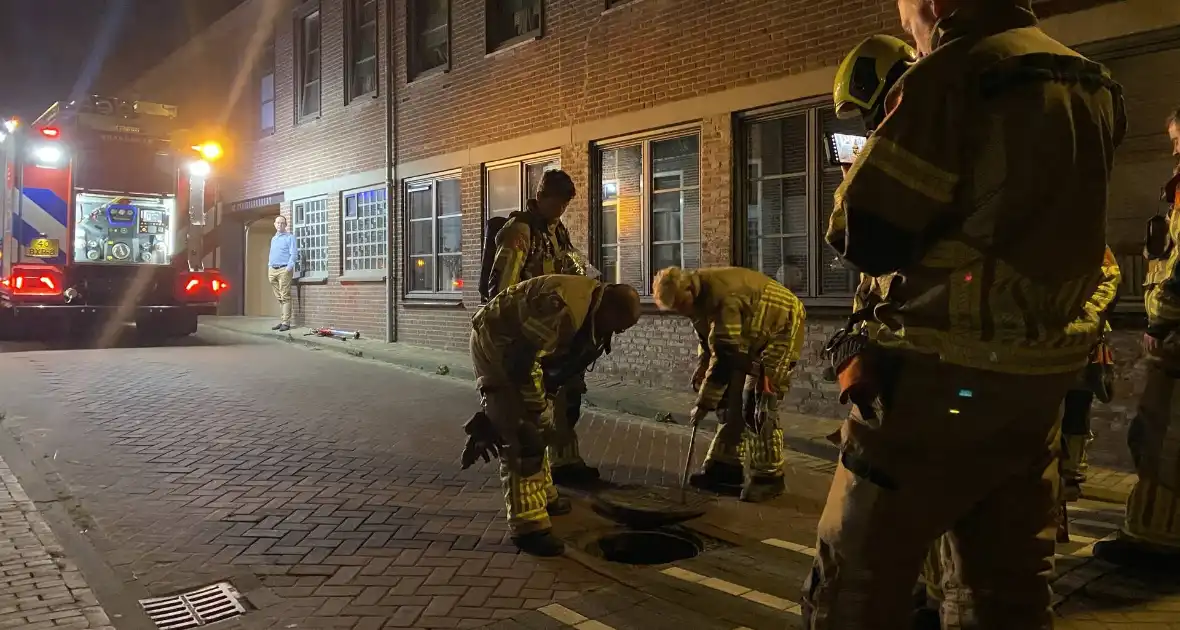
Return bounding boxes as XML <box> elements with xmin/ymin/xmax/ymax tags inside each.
<box><xmin>801</xmin><ymin>0</ymin><xmax>1127</xmax><ymax>628</ymax></box>
<box><xmin>652</xmin><ymin>266</ymin><xmax>805</xmax><ymax>503</ymax></box>
<box><xmin>462</xmin><ymin>275</ymin><xmax>641</xmax><ymax>556</ymax></box>
<box><xmin>1093</xmin><ymin>111</ymin><xmax>1180</xmax><ymax>566</ymax></box>
<box><xmin>483</xmin><ymin>169</ymin><xmax>602</xmax><ymax>486</ymax></box>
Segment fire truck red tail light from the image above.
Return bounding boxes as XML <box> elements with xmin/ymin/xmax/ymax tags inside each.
<box><xmin>3</xmin><ymin>265</ymin><xmax>64</xmax><ymax>297</ymax></box>
<box><xmin>176</xmin><ymin>270</ymin><xmax>228</xmax><ymax>301</ymax></box>
<box><xmin>211</xmin><ymin>278</ymin><xmax>228</xmax><ymax>293</ymax></box>
<box><xmin>185</xmin><ymin>278</ymin><xmax>200</xmax><ymax>293</ymax></box>
<box><xmin>39</xmin><ymin>127</ymin><xmax>60</xmax><ymax>138</ymax></box>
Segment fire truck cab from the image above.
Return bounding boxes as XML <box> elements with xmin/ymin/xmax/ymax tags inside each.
<box><xmin>0</xmin><ymin>95</ymin><xmax>228</xmax><ymax>340</ymax></box>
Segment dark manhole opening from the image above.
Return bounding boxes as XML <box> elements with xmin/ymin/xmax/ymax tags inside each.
<box><xmin>592</xmin><ymin>529</ymin><xmax>704</xmax><ymax>566</ymax></box>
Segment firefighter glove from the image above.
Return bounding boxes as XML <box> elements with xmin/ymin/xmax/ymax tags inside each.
<box><xmin>460</xmin><ymin>411</ymin><xmax>504</xmax><ymax>470</ymax></box>
<box><xmin>689</xmin><ymin>405</ymin><xmax>710</xmax><ymax>427</ymax></box>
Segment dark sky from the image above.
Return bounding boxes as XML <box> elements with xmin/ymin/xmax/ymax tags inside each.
<box><xmin>0</xmin><ymin>0</ymin><xmax>245</xmax><ymax>121</ymax></box>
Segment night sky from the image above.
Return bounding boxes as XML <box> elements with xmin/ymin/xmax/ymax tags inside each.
<box><xmin>0</xmin><ymin>0</ymin><xmax>245</xmax><ymax>121</ymax></box>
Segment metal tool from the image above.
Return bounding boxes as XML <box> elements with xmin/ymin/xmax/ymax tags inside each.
<box><xmin>680</xmin><ymin>422</ymin><xmax>699</xmax><ymax>503</ymax></box>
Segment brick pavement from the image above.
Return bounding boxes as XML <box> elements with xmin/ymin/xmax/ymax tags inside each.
<box><xmin>203</xmin><ymin>316</ymin><xmax>1141</xmax><ymax>504</ymax></box>
<box><xmin>0</xmin><ymin>454</ymin><xmax>113</xmax><ymax>629</ymax></box>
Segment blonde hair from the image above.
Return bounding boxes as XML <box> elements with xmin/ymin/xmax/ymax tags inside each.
<box><xmin>652</xmin><ymin>266</ymin><xmax>691</xmax><ymax>311</ymax></box>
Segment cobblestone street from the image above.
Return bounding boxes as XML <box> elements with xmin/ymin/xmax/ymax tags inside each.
<box><xmin>0</xmin><ymin>326</ymin><xmax>1174</xmax><ymax>629</ymax></box>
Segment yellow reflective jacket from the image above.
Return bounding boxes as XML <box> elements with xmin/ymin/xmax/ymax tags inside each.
<box><xmin>688</xmin><ymin>267</ymin><xmax>806</xmax><ymax>411</ymax></box>
<box><xmin>1146</xmin><ymin>193</ymin><xmax>1180</xmax><ymax>340</ymax></box>
<box><xmin>487</xmin><ymin>202</ymin><xmax>582</xmax><ymax>299</ymax></box>
<box><xmin>472</xmin><ymin>275</ymin><xmax>602</xmax><ymax>411</ymax></box>
<box><xmin>825</xmin><ymin>3</ymin><xmax>1126</xmax><ymax>376</ymax></box>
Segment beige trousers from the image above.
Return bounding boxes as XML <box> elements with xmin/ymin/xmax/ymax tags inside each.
<box><xmin>268</xmin><ymin>267</ymin><xmax>293</xmax><ymax>324</ymax></box>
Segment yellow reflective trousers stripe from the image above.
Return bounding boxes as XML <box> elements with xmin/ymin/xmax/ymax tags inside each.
<box><xmin>500</xmin><ymin>453</ymin><xmax>557</xmax><ymax>535</ymax></box>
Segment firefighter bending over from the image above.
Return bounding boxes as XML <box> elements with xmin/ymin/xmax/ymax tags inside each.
<box><xmin>1093</xmin><ymin>108</ymin><xmax>1180</xmax><ymax>566</ymax></box>
<box><xmin>653</xmin><ymin>266</ymin><xmax>805</xmax><ymax>503</ymax></box>
<box><xmin>463</xmin><ymin>275</ymin><xmax>641</xmax><ymax>556</ymax></box>
<box><xmin>802</xmin><ymin>1</ymin><xmax>1126</xmax><ymax>628</ymax></box>
<box><xmin>483</xmin><ymin>170</ymin><xmax>601</xmax><ymax>486</ymax></box>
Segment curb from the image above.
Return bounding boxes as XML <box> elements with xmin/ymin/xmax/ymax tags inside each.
<box><xmin>203</xmin><ymin>322</ymin><xmax>1137</xmax><ymax>506</ymax></box>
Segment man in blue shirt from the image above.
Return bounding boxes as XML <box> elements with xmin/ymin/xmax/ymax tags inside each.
<box><xmin>268</xmin><ymin>214</ymin><xmax>298</xmax><ymax>331</ymax></box>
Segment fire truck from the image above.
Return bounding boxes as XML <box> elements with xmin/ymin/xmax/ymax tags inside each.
<box><xmin>0</xmin><ymin>95</ymin><xmax>228</xmax><ymax>340</ymax></box>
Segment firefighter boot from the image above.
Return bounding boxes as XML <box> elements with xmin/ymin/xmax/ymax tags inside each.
<box><xmin>512</xmin><ymin>530</ymin><xmax>566</xmax><ymax>557</ymax></box>
<box><xmin>551</xmin><ymin>462</ymin><xmax>601</xmax><ymax>487</ymax></box>
<box><xmin>689</xmin><ymin>461</ymin><xmax>744</xmax><ymax>493</ymax></box>
<box><xmin>739</xmin><ymin>474</ymin><xmax>785</xmax><ymax>503</ymax></box>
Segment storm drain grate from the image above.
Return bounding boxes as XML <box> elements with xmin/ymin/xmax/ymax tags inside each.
<box><xmin>140</xmin><ymin>582</ymin><xmax>248</xmax><ymax>629</ymax></box>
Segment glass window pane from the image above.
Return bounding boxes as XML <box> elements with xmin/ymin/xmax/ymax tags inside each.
<box><xmin>408</xmin><ymin>188</ymin><xmax>432</xmax><ymax>220</ymax></box>
<box><xmin>261</xmin><ymin>101</ymin><xmax>275</xmax><ymax>131</ymax></box>
<box><xmin>748</xmin><ymin>115</ymin><xmax>807</xmax><ymax>177</ymax></box>
<box><xmin>651</xmin><ymin>135</ymin><xmax>699</xmax><ymax>188</ymax></box>
<box><xmin>409</xmin><ymin>221</ymin><xmax>432</xmax><ymax>256</ymax></box>
<box><xmin>652</xmin><ymin>243</ymin><xmax>682</xmax><ymax>274</ymax></box>
<box><xmin>438</xmin><ymin>216</ymin><xmax>461</xmax><ymax>254</ymax></box>
<box><xmin>602</xmin><ymin>247</ymin><xmax>618</xmax><ymax>284</ymax></box>
<box><xmin>487</xmin><ymin>166</ymin><xmax>520</xmax><ymax>218</ymax></box>
<box><xmin>410</xmin><ymin>257</ymin><xmax>432</xmax><ymax>291</ymax></box>
<box><xmin>525</xmin><ymin>159</ymin><xmax>560</xmax><ymax>200</ymax></box>
<box><xmin>652</xmin><ymin>195</ymin><xmax>681</xmax><ymax>243</ymax></box>
<box><xmin>761</xmin><ymin>176</ymin><xmax>807</xmax><ymax>236</ymax></box>
<box><xmin>438</xmin><ymin>254</ymin><xmax>462</xmax><ymax>292</ymax></box>
<box><xmin>757</xmin><ymin>236</ymin><xmax>808</xmax><ymax>293</ymax></box>
<box><xmin>301</xmin><ymin>82</ymin><xmax>319</xmax><ymax>116</ymax></box>
<box><xmin>261</xmin><ymin>74</ymin><xmax>274</xmax><ymax>101</ymax></box>
<box><xmin>600</xmin><ymin>144</ymin><xmax>643</xmax><ymax>288</ymax></box>
<box><xmin>601</xmin><ymin>208</ymin><xmax>617</xmax><ymax>245</ymax></box>
<box><xmin>438</xmin><ymin>178</ymin><xmax>461</xmax><ymax>216</ymax></box>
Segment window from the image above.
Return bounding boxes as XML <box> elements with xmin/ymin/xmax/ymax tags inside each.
<box><xmin>260</xmin><ymin>39</ymin><xmax>275</xmax><ymax>135</ymax></box>
<box><xmin>485</xmin><ymin>0</ymin><xmax>542</xmax><ymax>53</ymax></box>
<box><xmin>408</xmin><ymin>0</ymin><xmax>449</xmax><ymax>79</ymax></box>
<box><xmin>293</xmin><ymin>198</ymin><xmax>329</xmax><ymax>277</ymax></box>
<box><xmin>485</xmin><ymin>155</ymin><xmax>560</xmax><ymax>221</ymax></box>
<box><xmin>741</xmin><ymin>104</ymin><xmax>860</xmax><ymax>299</ymax></box>
<box><xmin>296</xmin><ymin>8</ymin><xmax>322</xmax><ymax>120</ymax></box>
<box><xmin>605</xmin><ymin>0</ymin><xmax>634</xmax><ymax>7</ymax></box>
<box><xmin>406</xmin><ymin>175</ymin><xmax>463</xmax><ymax>293</ymax></box>
<box><xmin>346</xmin><ymin>0</ymin><xmax>378</xmax><ymax>101</ymax></box>
<box><xmin>342</xmin><ymin>187</ymin><xmax>388</xmax><ymax>273</ymax></box>
<box><xmin>595</xmin><ymin>132</ymin><xmax>701</xmax><ymax>293</ymax></box>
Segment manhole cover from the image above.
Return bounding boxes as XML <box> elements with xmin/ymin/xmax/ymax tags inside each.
<box><xmin>140</xmin><ymin>582</ymin><xmax>247</xmax><ymax>629</ymax></box>
<box><xmin>593</xmin><ymin>484</ymin><xmax>713</xmax><ymax>529</ymax></box>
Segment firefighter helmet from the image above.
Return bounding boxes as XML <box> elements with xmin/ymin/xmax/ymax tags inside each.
<box><xmin>833</xmin><ymin>35</ymin><xmax>917</xmax><ymax>130</ymax></box>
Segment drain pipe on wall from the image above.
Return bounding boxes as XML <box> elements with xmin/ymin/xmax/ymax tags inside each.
<box><xmin>383</xmin><ymin>0</ymin><xmax>398</xmax><ymax>343</ymax></box>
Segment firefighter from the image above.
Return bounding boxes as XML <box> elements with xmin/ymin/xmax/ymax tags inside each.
<box><xmin>485</xmin><ymin>170</ymin><xmax>600</xmax><ymax>486</ymax></box>
<box><xmin>463</xmin><ymin>275</ymin><xmax>641</xmax><ymax>556</ymax></box>
<box><xmin>652</xmin><ymin>266</ymin><xmax>805</xmax><ymax>503</ymax></box>
<box><xmin>1093</xmin><ymin>109</ymin><xmax>1180</xmax><ymax>566</ymax></box>
<box><xmin>801</xmin><ymin>1</ymin><xmax>1126</xmax><ymax>628</ymax></box>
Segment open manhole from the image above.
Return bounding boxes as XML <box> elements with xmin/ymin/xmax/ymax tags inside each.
<box><xmin>140</xmin><ymin>582</ymin><xmax>247</xmax><ymax>629</ymax></box>
<box><xmin>592</xmin><ymin>529</ymin><xmax>703</xmax><ymax>565</ymax></box>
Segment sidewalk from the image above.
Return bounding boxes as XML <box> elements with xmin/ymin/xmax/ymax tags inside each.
<box><xmin>0</xmin><ymin>454</ymin><xmax>114</xmax><ymax>630</ymax></box>
<box><xmin>201</xmin><ymin>316</ymin><xmax>1139</xmax><ymax>505</ymax></box>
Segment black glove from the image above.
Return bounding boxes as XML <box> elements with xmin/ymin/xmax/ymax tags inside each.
<box><xmin>461</xmin><ymin>411</ymin><xmax>504</xmax><ymax>469</ymax></box>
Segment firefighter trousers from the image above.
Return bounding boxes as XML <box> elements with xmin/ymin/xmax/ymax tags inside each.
<box><xmin>704</xmin><ymin>347</ymin><xmax>792</xmax><ymax>479</ymax></box>
<box><xmin>802</xmin><ymin>350</ymin><xmax>1075</xmax><ymax>630</ymax></box>
<box><xmin>470</xmin><ymin>332</ymin><xmax>559</xmax><ymax>536</ymax></box>
<box><xmin>548</xmin><ymin>372</ymin><xmax>588</xmax><ymax>470</ymax></box>
<box><xmin>1122</xmin><ymin>362</ymin><xmax>1180</xmax><ymax>549</ymax></box>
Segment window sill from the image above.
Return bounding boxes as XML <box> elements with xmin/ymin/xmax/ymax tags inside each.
<box><xmin>485</xmin><ymin>32</ymin><xmax>540</xmax><ymax>59</ymax></box>
<box><xmin>602</xmin><ymin>0</ymin><xmax>647</xmax><ymax>16</ymax></box>
<box><xmin>403</xmin><ymin>294</ymin><xmax>465</xmax><ymax>308</ymax></box>
<box><xmin>407</xmin><ymin>66</ymin><xmax>448</xmax><ymax>86</ymax></box>
<box><xmin>297</xmin><ymin>275</ymin><xmax>329</xmax><ymax>285</ymax></box>
<box><xmin>338</xmin><ymin>273</ymin><xmax>386</xmax><ymax>284</ymax></box>
<box><xmin>345</xmin><ymin>92</ymin><xmax>380</xmax><ymax>108</ymax></box>
<box><xmin>295</xmin><ymin>115</ymin><xmax>322</xmax><ymax>127</ymax></box>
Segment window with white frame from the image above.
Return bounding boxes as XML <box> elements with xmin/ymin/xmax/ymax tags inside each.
<box><xmin>293</xmin><ymin>198</ymin><xmax>329</xmax><ymax>277</ymax></box>
<box><xmin>260</xmin><ymin>38</ymin><xmax>275</xmax><ymax>135</ymax></box>
<box><xmin>485</xmin><ymin>154</ymin><xmax>560</xmax><ymax>222</ymax></box>
<box><xmin>595</xmin><ymin>132</ymin><xmax>701</xmax><ymax>292</ymax></box>
<box><xmin>408</xmin><ymin>0</ymin><xmax>449</xmax><ymax>80</ymax></box>
<box><xmin>740</xmin><ymin>104</ymin><xmax>859</xmax><ymax>299</ymax></box>
<box><xmin>406</xmin><ymin>175</ymin><xmax>463</xmax><ymax>293</ymax></box>
<box><xmin>296</xmin><ymin>6</ymin><xmax>322</xmax><ymax>121</ymax></box>
<box><xmin>346</xmin><ymin>0</ymin><xmax>379</xmax><ymax>101</ymax></box>
<box><xmin>342</xmin><ymin>187</ymin><xmax>387</xmax><ymax>273</ymax></box>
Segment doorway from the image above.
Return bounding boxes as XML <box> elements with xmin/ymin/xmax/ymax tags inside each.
<box><xmin>244</xmin><ymin>218</ymin><xmax>280</xmax><ymax>318</ymax></box>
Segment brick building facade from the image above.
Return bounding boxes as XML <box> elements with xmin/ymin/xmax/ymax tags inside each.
<box><xmin>129</xmin><ymin>0</ymin><xmax>1180</xmax><ymax>418</ymax></box>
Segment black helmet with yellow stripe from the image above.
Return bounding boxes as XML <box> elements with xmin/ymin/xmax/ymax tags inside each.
<box><xmin>833</xmin><ymin>35</ymin><xmax>917</xmax><ymax>132</ymax></box>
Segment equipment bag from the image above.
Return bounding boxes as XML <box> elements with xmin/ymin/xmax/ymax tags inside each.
<box><xmin>478</xmin><ymin>214</ymin><xmax>513</xmax><ymax>303</ymax></box>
